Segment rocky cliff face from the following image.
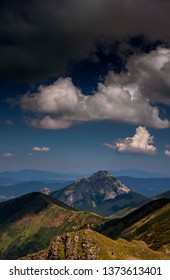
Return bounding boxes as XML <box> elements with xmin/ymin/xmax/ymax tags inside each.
<box><xmin>22</xmin><ymin>229</ymin><xmax>169</xmax><ymax>260</ymax></box>
<box><xmin>52</xmin><ymin>170</ymin><xmax>130</xmax><ymax>206</ymax></box>
<box><xmin>23</xmin><ymin>230</ymin><xmax>98</xmax><ymax>260</ymax></box>
<box><xmin>50</xmin><ymin>170</ymin><xmax>138</xmax><ymax>216</ymax></box>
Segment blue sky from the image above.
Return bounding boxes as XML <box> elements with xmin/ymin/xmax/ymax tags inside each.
<box><xmin>0</xmin><ymin>0</ymin><xmax>170</xmax><ymax>174</ymax></box>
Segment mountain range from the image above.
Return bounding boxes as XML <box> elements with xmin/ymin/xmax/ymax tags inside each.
<box><xmin>0</xmin><ymin>168</ymin><xmax>169</xmax><ymax>185</ymax></box>
<box><xmin>0</xmin><ymin>170</ymin><xmax>169</xmax><ymax>260</ymax></box>
<box><xmin>0</xmin><ymin>169</ymin><xmax>170</xmax><ymax>203</ymax></box>
<box><xmin>0</xmin><ymin>169</ymin><xmax>83</xmax><ymax>185</ymax></box>
<box><xmin>119</xmin><ymin>176</ymin><xmax>170</xmax><ymax>197</ymax></box>
<box><xmin>110</xmin><ymin>169</ymin><xmax>169</xmax><ymax>178</ymax></box>
<box><xmin>0</xmin><ymin>191</ymin><xmax>169</xmax><ymax>260</ymax></box>
<box><xmin>0</xmin><ymin>180</ymin><xmax>72</xmax><ymax>201</ymax></box>
<box><xmin>1</xmin><ymin>176</ymin><xmax>170</xmax><ymax>203</ymax></box>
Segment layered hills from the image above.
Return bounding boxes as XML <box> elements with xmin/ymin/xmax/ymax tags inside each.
<box><xmin>0</xmin><ymin>170</ymin><xmax>169</xmax><ymax>260</ymax></box>
<box><xmin>1</xmin><ymin>169</ymin><xmax>170</xmax><ymax>202</ymax></box>
<box><xmin>22</xmin><ymin>229</ymin><xmax>168</xmax><ymax>260</ymax></box>
<box><xmin>0</xmin><ymin>192</ymin><xmax>106</xmax><ymax>259</ymax></box>
<box><xmin>99</xmin><ymin>198</ymin><xmax>170</xmax><ymax>253</ymax></box>
<box><xmin>0</xmin><ymin>180</ymin><xmax>70</xmax><ymax>201</ymax></box>
<box><xmin>119</xmin><ymin>176</ymin><xmax>170</xmax><ymax>196</ymax></box>
<box><xmin>0</xmin><ymin>169</ymin><xmax>81</xmax><ymax>184</ymax></box>
<box><xmin>51</xmin><ymin>170</ymin><xmax>146</xmax><ymax>216</ymax></box>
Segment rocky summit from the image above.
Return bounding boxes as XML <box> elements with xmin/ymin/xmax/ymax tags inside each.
<box><xmin>22</xmin><ymin>229</ymin><xmax>168</xmax><ymax>260</ymax></box>
<box><xmin>51</xmin><ymin>171</ymin><xmax>146</xmax><ymax>216</ymax></box>
<box><xmin>54</xmin><ymin>171</ymin><xmax>130</xmax><ymax>204</ymax></box>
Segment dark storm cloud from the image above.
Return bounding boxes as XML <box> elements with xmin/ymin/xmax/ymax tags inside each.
<box><xmin>0</xmin><ymin>0</ymin><xmax>170</xmax><ymax>81</ymax></box>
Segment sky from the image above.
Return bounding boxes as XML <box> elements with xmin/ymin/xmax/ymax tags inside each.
<box><xmin>0</xmin><ymin>0</ymin><xmax>170</xmax><ymax>174</ymax></box>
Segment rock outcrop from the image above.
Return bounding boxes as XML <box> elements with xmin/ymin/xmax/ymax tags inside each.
<box><xmin>23</xmin><ymin>230</ymin><xmax>98</xmax><ymax>260</ymax></box>
<box><xmin>53</xmin><ymin>171</ymin><xmax>130</xmax><ymax>206</ymax></box>
<box><xmin>51</xmin><ymin>171</ymin><xmax>146</xmax><ymax>216</ymax></box>
<box><xmin>21</xmin><ymin>229</ymin><xmax>169</xmax><ymax>260</ymax></box>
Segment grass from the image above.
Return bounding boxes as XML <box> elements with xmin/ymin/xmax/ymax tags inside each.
<box><xmin>22</xmin><ymin>229</ymin><xmax>169</xmax><ymax>260</ymax></box>
<box><xmin>99</xmin><ymin>199</ymin><xmax>170</xmax><ymax>254</ymax></box>
<box><xmin>0</xmin><ymin>195</ymin><xmax>107</xmax><ymax>259</ymax></box>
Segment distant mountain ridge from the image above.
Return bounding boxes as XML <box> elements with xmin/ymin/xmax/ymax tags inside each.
<box><xmin>119</xmin><ymin>177</ymin><xmax>170</xmax><ymax>196</ymax></box>
<box><xmin>1</xmin><ymin>176</ymin><xmax>170</xmax><ymax>203</ymax></box>
<box><xmin>0</xmin><ymin>180</ymin><xmax>72</xmax><ymax>201</ymax></box>
<box><xmin>51</xmin><ymin>170</ymin><xmax>146</xmax><ymax>216</ymax></box>
<box><xmin>0</xmin><ymin>169</ymin><xmax>83</xmax><ymax>185</ymax></box>
<box><xmin>109</xmin><ymin>169</ymin><xmax>169</xmax><ymax>178</ymax></box>
<box><xmin>0</xmin><ymin>168</ymin><xmax>168</xmax><ymax>186</ymax></box>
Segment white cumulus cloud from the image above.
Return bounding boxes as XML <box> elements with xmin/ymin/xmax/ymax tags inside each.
<box><xmin>105</xmin><ymin>47</ymin><xmax>170</xmax><ymax>106</ymax></box>
<box><xmin>32</xmin><ymin>147</ymin><xmax>50</xmax><ymax>152</ymax></box>
<box><xmin>105</xmin><ymin>126</ymin><xmax>157</xmax><ymax>155</ymax></box>
<box><xmin>18</xmin><ymin>69</ymin><xmax>169</xmax><ymax>129</ymax></box>
<box><xmin>165</xmin><ymin>150</ymin><xmax>170</xmax><ymax>156</ymax></box>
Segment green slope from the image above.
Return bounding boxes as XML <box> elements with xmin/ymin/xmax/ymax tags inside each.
<box><xmin>0</xmin><ymin>192</ymin><xmax>106</xmax><ymax>259</ymax></box>
<box><xmin>21</xmin><ymin>229</ymin><xmax>168</xmax><ymax>260</ymax></box>
<box><xmin>99</xmin><ymin>198</ymin><xmax>170</xmax><ymax>252</ymax></box>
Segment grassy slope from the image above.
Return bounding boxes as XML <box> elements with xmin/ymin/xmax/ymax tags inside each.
<box><xmin>99</xmin><ymin>198</ymin><xmax>170</xmax><ymax>251</ymax></box>
<box><xmin>22</xmin><ymin>229</ymin><xmax>168</xmax><ymax>260</ymax></box>
<box><xmin>111</xmin><ymin>190</ymin><xmax>170</xmax><ymax>217</ymax></box>
<box><xmin>116</xmin><ymin>202</ymin><xmax>170</xmax><ymax>250</ymax></box>
<box><xmin>53</xmin><ymin>190</ymin><xmax>147</xmax><ymax>217</ymax></box>
<box><xmin>0</xmin><ymin>193</ymin><xmax>106</xmax><ymax>259</ymax></box>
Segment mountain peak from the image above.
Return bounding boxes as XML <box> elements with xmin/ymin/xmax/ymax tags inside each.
<box><xmin>51</xmin><ymin>170</ymin><xmax>133</xmax><ymax>215</ymax></box>
<box><xmin>68</xmin><ymin>170</ymin><xmax>130</xmax><ymax>201</ymax></box>
<box><xmin>91</xmin><ymin>170</ymin><xmax>112</xmax><ymax>179</ymax></box>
